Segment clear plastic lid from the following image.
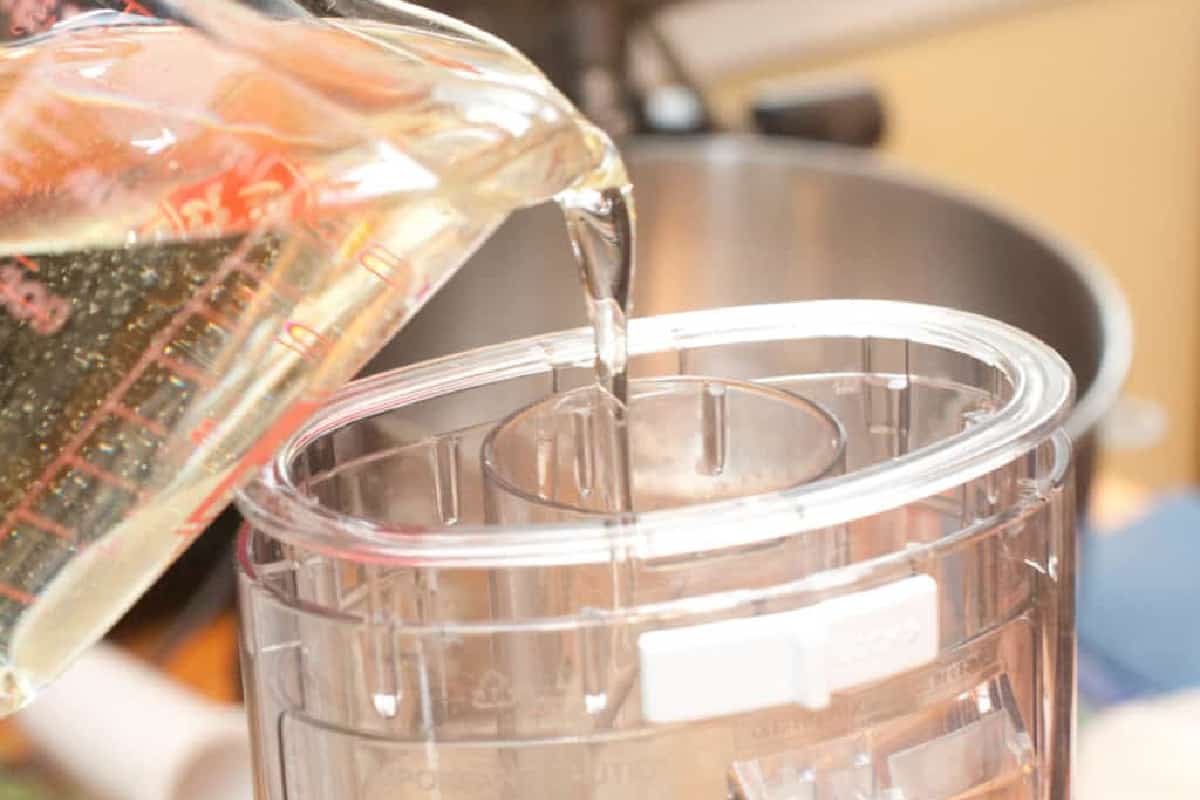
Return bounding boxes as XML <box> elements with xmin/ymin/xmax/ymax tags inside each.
<box><xmin>239</xmin><ymin>299</ymin><xmax>1074</xmax><ymax>567</ymax></box>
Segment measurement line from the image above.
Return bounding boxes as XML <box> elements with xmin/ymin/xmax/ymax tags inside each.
<box><xmin>62</xmin><ymin>456</ymin><xmax>144</xmax><ymax>498</ymax></box>
<box><xmin>0</xmin><ymin>239</ymin><xmax>265</xmax><ymax>537</ymax></box>
<box><xmin>108</xmin><ymin>403</ymin><xmax>168</xmax><ymax>438</ymax></box>
<box><xmin>188</xmin><ymin>302</ymin><xmax>237</xmax><ymax>331</ymax></box>
<box><xmin>0</xmin><ymin>582</ymin><xmax>33</xmax><ymax>606</ymax></box>
<box><xmin>14</xmin><ymin>255</ymin><xmax>38</xmax><ymax>273</ymax></box>
<box><xmin>232</xmin><ymin>261</ymin><xmax>302</xmax><ymax>304</ymax></box>
<box><xmin>15</xmin><ymin>509</ymin><xmax>74</xmax><ymax>541</ymax></box>
<box><xmin>156</xmin><ymin>354</ymin><xmax>217</xmax><ymax>389</ymax></box>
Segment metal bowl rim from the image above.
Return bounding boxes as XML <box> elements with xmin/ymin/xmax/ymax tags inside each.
<box><xmin>621</xmin><ymin>133</ymin><xmax>1131</xmax><ymax>443</ymax></box>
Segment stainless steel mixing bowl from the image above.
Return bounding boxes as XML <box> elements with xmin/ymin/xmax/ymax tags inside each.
<box><xmin>366</xmin><ymin>136</ymin><xmax>1130</xmax><ymax>518</ymax></box>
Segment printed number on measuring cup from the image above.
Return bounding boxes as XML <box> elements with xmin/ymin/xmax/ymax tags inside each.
<box><xmin>0</xmin><ymin>264</ymin><xmax>70</xmax><ymax>334</ymax></box>
<box><xmin>276</xmin><ymin>321</ymin><xmax>331</xmax><ymax>362</ymax></box>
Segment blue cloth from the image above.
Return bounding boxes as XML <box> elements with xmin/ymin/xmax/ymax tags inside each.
<box><xmin>1077</xmin><ymin>492</ymin><xmax>1200</xmax><ymax>707</ymax></box>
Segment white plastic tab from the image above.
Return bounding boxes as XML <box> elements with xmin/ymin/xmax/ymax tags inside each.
<box><xmin>639</xmin><ymin>575</ymin><xmax>938</xmax><ymax>724</ymax></box>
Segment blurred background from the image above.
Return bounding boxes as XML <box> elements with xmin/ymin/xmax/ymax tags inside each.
<box><xmin>1</xmin><ymin>0</ymin><xmax>1196</xmax><ymax>797</ymax></box>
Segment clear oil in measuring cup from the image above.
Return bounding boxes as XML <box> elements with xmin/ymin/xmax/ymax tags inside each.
<box><xmin>0</xmin><ymin>8</ymin><xmax>634</xmax><ymax>712</ymax></box>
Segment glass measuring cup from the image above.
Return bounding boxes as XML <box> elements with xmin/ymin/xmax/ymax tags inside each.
<box><xmin>0</xmin><ymin>0</ymin><xmax>618</xmax><ymax>712</ymax></box>
<box><xmin>238</xmin><ymin>299</ymin><xmax>1077</xmax><ymax>800</ymax></box>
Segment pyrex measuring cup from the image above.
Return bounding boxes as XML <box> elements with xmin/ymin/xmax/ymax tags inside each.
<box><xmin>238</xmin><ymin>299</ymin><xmax>1077</xmax><ymax>800</ymax></box>
<box><xmin>0</xmin><ymin>0</ymin><xmax>615</xmax><ymax>712</ymax></box>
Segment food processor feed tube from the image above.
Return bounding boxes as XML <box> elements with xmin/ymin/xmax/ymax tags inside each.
<box><xmin>0</xmin><ymin>0</ymin><xmax>635</xmax><ymax>713</ymax></box>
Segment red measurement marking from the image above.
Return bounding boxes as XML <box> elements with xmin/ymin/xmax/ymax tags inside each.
<box><xmin>189</xmin><ymin>418</ymin><xmax>217</xmax><ymax>447</ymax></box>
<box><xmin>0</xmin><ymin>582</ymin><xmax>33</xmax><ymax>605</ymax></box>
<box><xmin>15</xmin><ymin>509</ymin><xmax>73</xmax><ymax>541</ymax></box>
<box><xmin>0</xmin><ymin>219</ymin><xmax>283</xmax><ymax>542</ymax></box>
<box><xmin>298</xmin><ymin>220</ymin><xmax>412</xmax><ymax>291</ymax></box>
<box><xmin>156</xmin><ymin>354</ymin><xmax>216</xmax><ymax>389</ymax></box>
<box><xmin>155</xmin><ymin>152</ymin><xmax>312</xmax><ymax>238</ymax></box>
<box><xmin>0</xmin><ymin>578</ymin><xmax>33</xmax><ymax>605</ymax></box>
<box><xmin>189</xmin><ymin>303</ymin><xmax>237</xmax><ymax>332</ymax></box>
<box><xmin>177</xmin><ymin>397</ymin><xmax>326</xmax><ymax>538</ymax></box>
<box><xmin>14</xmin><ymin>255</ymin><xmax>38</xmax><ymax>273</ymax></box>
<box><xmin>276</xmin><ymin>321</ymin><xmax>331</xmax><ymax>363</ymax></box>
<box><xmin>122</xmin><ymin>0</ymin><xmax>152</xmax><ymax>15</ymax></box>
<box><xmin>63</xmin><ymin>456</ymin><xmax>144</xmax><ymax>498</ymax></box>
<box><xmin>233</xmin><ymin>262</ymin><xmax>302</xmax><ymax>305</ymax></box>
<box><xmin>107</xmin><ymin>403</ymin><xmax>168</xmax><ymax>438</ymax></box>
<box><xmin>357</xmin><ymin>244</ymin><xmax>409</xmax><ymax>288</ymax></box>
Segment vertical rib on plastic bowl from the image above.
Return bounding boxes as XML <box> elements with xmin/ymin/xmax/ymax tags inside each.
<box><xmin>238</xmin><ymin>299</ymin><xmax>1073</xmax><ymax>570</ymax></box>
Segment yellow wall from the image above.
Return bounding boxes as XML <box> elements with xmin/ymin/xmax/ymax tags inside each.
<box><xmin>709</xmin><ymin>0</ymin><xmax>1200</xmax><ymax>488</ymax></box>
